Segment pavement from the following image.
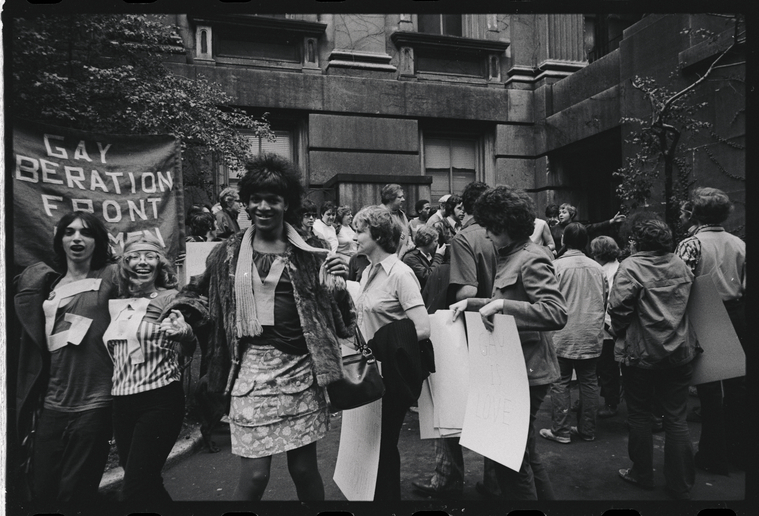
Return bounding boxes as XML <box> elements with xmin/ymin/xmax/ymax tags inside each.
<box><xmin>96</xmin><ymin>383</ymin><xmax>749</xmax><ymax>514</ymax></box>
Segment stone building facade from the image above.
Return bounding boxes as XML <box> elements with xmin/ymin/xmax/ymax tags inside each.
<box><xmin>167</xmin><ymin>13</ymin><xmax>745</xmax><ymax>233</ymax></box>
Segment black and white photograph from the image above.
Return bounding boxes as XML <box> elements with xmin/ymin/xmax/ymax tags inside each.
<box><xmin>3</xmin><ymin>5</ymin><xmax>749</xmax><ymax>516</ymax></box>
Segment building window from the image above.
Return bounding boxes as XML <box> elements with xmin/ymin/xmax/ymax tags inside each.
<box><xmin>216</xmin><ymin>27</ymin><xmax>300</xmax><ymax>62</ymax></box>
<box><xmin>391</xmin><ymin>31</ymin><xmax>508</xmax><ymax>82</ymax></box>
<box><xmin>218</xmin><ymin>130</ymin><xmax>294</xmax><ymax>190</ymax></box>
<box><xmin>191</xmin><ymin>15</ymin><xmax>327</xmax><ymax>69</ymax></box>
<box><xmin>195</xmin><ymin>25</ymin><xmax>213</xmax><ymax>60</ymax></box>
<box><xmin>418</xmin><ymin>14</ymin><xmax>462</xmax><ymax>37</ymax></box>
<box><xmin>424</xmin><ymin>137</ymin><xmax>478</xmax><ymax>199</ymax></box>
<box><xmin>245</xmin><ymin>130</ymin><xmax>294</xmax><ymax>159</ymax></box>
<box><xmin>585</xmin><ymin>14</ymin><xmax>645</xmax><ymax>63</ymax></box>
<box><xmin>416</xmin><ymin>48</ymin><xmax>486</xmax><ymax>76</ymax></box>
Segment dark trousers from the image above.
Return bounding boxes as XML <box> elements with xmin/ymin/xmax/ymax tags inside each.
<box><xmin>551</xmin><ymin>357</ymin><xmax>599</xmax><ymax>438</ymax></box>
<box><xmin>494</xmin><ymin>384</ymin><xmax>555</xmax><ymax>500</ymax></box>
<box><xmin>113</xmin><ymin>382</ymin><xmax>185</xmax><ymax>503</ymax></box>
<box><xmin>374</xmin><ymin>392</ymin><xmax>410</xmax><ymax>500</ymax></box>
<box><xmin>597</xmin><ymin>339</ymin><xmax>621</xmax><ymax>407</ymax></box>
<box><xmin>32</xmin><ymin>405</ymin><xmax>112</xmax><ymax>506</ymax></box>
<box><xmin>621</xmin><ymin>362</ymin><xmax>694</xmax><ymax>496</ymax></box>
<box><xmin>696</xmin><ymin>299</ymin><xmax>746</xmax><ymax>468</ymax></box>
<box><xmin>431</xmin><ymin>437</ymin><xmax>499</xmax><ymax>492</ymax></box>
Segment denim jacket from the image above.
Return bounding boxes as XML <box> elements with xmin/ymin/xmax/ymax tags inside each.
<box><xmin>608</xmin><ymin>251</ymin><xmax>697</xmax><ymax>369</ymax></box>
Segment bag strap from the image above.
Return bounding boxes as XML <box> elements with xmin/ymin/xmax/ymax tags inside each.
<box><xmin>354</xmin><ymin>328</ymin><xmax>374</xmax><ymax>358</ymax></box>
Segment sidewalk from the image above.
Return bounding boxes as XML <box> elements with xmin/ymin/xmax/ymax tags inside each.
<box><xmin>155</xmin><ymin>385</ymin><xmax>746</xmax><ymax>505</ymax></box>
<box><xmin>98</xmin><ymin>422</ymin><xmax>205</xmax><ymax>497</ymax></box>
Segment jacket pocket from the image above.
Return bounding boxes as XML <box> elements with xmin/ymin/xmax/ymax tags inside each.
<box><xmin>493</xmin><ymin>268</ymin><xmax>520</xmax><ymax>291</ymax></box>
<box><xmin>230</xmin><ymin>378</ymin><xmax>257</xmax><ymax>397</ymax></box>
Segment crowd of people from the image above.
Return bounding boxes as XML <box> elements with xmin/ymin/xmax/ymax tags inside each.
<box><xmin>11</xmin><ymin>150</ymin><xmax>745</xmax><ymax>507</ymax></box>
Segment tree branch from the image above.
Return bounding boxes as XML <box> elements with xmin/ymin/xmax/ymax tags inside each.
<box><xmin>656</xmin><ymin>39</ymin><xmax>735</xmax><ymax>124</ymax></box>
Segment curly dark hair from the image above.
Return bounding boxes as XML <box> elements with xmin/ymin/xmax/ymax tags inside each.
<box><xmin>631</xmin><ymin>217</ymin><xmax>673</xmax><ymax>253</ymax></box>
<box><xmin>545</xmin><ymin>204</ymin><xmax>560</xmax><ymax>218</ymax></box>
<box><xmin>461</xmin><ymin>181</ymin><xmax>490</xmax><ymax>214</ymax></box>
<box><xmin>298</xmin><ymin>199</ymin><xmax>318</xmax><ymax>219</ymax></box>
<box><xmin>442</xmin><ymin>194</ymin><xmax>462</xmax><ymax>217</ymax></box>
<box><xmin>690</xmin><ymin>187</ymin><xmax>733</xmax><ymax>225</ymax></box>
<box><xmin>562</xmin><ymin>222</ymin><xmax>588</xmax><ymax>250</ymax></box>
<box><xmin>185</xmin><ymin>208</ymin><xmax>215</xmax><ymax>237</ymax></box>
<box><xmin>53</xmin><ymin>211</ymin><xmax>114</xmax><ymax>272</ymax></box>
<box><xmin>473</xmin><ymin>186</ymin><xmax>536</xmax><ymax>241</ymax></box>
<box><xmin>414</xmin><ymin>199</ymin><xmax>430</xmax><ymax>215</ymax></box>
<box><xmin>238</xmin><ymin>153</ymin><xmax>304</xmax><ymax>225</ymax></box>
<box><xmin>353</xmin><ymin>205</ymin><xmax>400</xmax><ymax>254</ymax></box>
<box><xmin>590</xmin><ymin>236</ymin><xmax>621</xmax><ymax>263</ymax></box>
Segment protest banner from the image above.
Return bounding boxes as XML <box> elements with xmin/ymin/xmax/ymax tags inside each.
<box><xmin>688</xmin><ymin>275</ymin><xmax>745</xmax><ymax>385</ymax></box>
<box><xmin>460</xmin><ymin>312</ymin><xmax>530</xmax><ymax>472</ymax></box>
<box><xmin>13</xmin><ymin>118</ymin><xmax>185</xmax><ymax>267</ymax></box>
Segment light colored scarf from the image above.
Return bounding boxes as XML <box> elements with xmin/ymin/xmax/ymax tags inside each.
<box><xmin>234</xmin><ymin>223</ymin><xmax>329</xmax><ymax>338</ymax></box>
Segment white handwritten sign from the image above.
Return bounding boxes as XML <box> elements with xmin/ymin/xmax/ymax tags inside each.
<box><xmin>460</xmin><ymin>312</ymin><xmax>529</xmax><ymax>472</ymax></box>
<box><xmin>333</xmin><ymin>399</ymin><xmax>382</xmax><ymax>500</ymax></box>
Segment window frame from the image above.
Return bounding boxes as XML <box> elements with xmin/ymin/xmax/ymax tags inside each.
<box><xmin>421</xmin><ymin>132</ymin><xmax>483</xmax><ymax>199</ymax></box>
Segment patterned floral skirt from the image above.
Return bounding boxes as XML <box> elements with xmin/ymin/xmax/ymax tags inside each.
<box><xmin>229</xmin><ymin>344</ymin><xmax>329</xmax><ymax>458</ymax></box>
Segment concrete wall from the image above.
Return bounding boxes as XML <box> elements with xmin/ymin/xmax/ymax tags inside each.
<box><xmin>173</xmin><ymin>14</ymin><xmax>743</xmax><ymax>235</ymax></box>
<box><xmin>167</xmin><ymin>63</ymin><xmax>528</xmax><ymax>124</ymax></box>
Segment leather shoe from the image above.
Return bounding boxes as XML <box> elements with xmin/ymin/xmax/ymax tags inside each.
<box><xmin>618</xmin><ymin>468</ymin><xmax>654</xmax><ymax>490</ymax></box>
<box><xmin>411</xmin><ymin>481</ymin><xmax>462</xmax><ymax>498</ymax></box>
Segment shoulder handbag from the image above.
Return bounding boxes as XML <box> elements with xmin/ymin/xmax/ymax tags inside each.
<box><xmin>326</xmin><ymin>328</ymin><xmax>385</xmax><ymax>411</ymax></box>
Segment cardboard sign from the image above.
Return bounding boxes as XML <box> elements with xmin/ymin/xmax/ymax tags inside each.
<box><xmin>333</xmin><ymin>399</ymin><xmax>382</xmax><ymax>501</ymax></box>
<box><xmin>460</xmin><ymin>312</ymin><xmax>530</xmax><ymax>472</ymax></box>
<box><xmin>184</xmin><ymin>242</ymin><xmax>222</xmax><ymax>283</ymax></box>
<box><xmin>427</xmin><ymin>310</ymin><xmax>470</xmax><ymax>431</ymax></box>
<box><xmin>688</xmin><ymin>275</ymin><xmax>745</xmax><ymax>384</ymax></box>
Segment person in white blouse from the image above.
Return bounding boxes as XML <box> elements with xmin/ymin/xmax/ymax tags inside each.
<box><xmin>335</xmin><ymin>205</ymin><xmax>357</xmax><ymax>257</ymax></box>
<box><xmin>312</xmin><ymin>201</ymin><xmax>339</xmax><ymax>252</ymax></box>
<box><xmin>353</xmin><ymin>205</ymin><xmax>430</xmax><ymax>500</ymax></box>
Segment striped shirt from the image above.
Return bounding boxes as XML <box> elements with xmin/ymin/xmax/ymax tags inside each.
<box><xmin>106</xmin><ymin>290</ymin><xmax>183</xmax><ymax>396</ymax></box>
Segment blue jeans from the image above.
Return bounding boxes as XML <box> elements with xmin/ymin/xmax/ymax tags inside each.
<box><xmin>621</xmin><ymin>362</ymin><xmax>695</xmax><ymax>496</ymax></box>
<box><xmin>494</xmin><ymin>384</ymin><xmax>555</xmax><ymax>500</ymax></box>
<box><xmin>550</xmin><ymin>357</ymin><xmax>598</xmax><ymax>438</ymax></box>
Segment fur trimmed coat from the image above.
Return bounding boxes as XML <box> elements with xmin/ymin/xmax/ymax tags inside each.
<box><xmin>172</xmin><ymin>229</ymin><xmax>356</xmax><ymax>395</ymax></box>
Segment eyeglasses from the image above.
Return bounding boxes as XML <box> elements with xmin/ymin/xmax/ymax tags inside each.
<box><xmin>125</xmin><ymin>252</ymin><xmax>159</xmax><ymax>262</ymax></box>
<box><xmin>303</xmin><ymin>213</ymin><xmax>317</xmax><ymax>219</ymax></box>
